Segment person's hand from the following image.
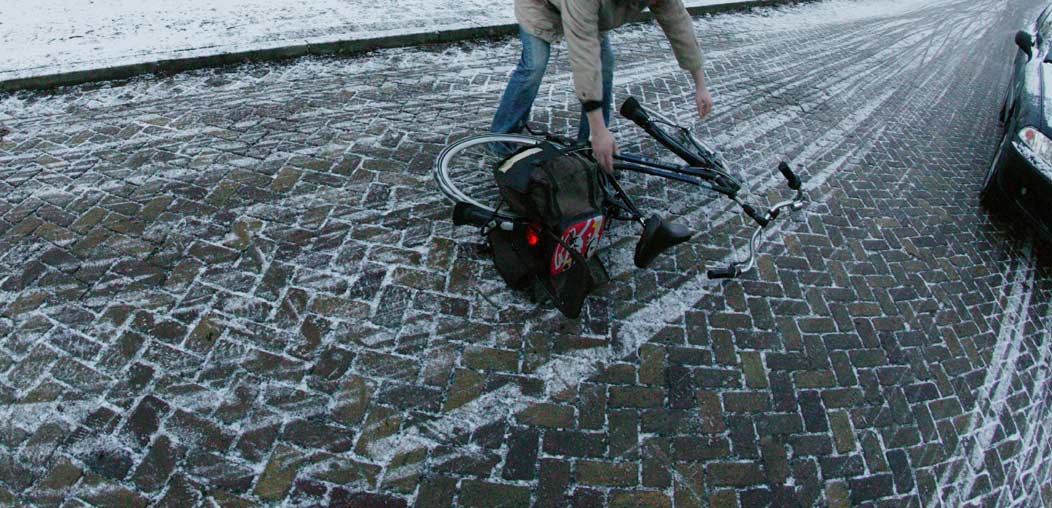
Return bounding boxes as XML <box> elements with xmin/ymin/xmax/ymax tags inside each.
<box><xmin>591</xmin><ymin>127</ymin><xmax>618</xmax><ymax>173</ymax></box>
<box><xmin>696</xmin><ymin>83</ymin><xmax>714</xmax><ymax>119</ymax></box>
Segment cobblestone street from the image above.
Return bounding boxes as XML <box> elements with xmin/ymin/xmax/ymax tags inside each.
<box><xmin>2</xmin><ymin>0</ymin><xmax>1052</xmax><ymax>506</ymax></box>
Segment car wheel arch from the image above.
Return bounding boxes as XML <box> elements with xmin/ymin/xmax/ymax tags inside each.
<box><xmin>981</xmin><ymin>130</ymin><xmax>1010</xmax><ymax>206</ymax></box>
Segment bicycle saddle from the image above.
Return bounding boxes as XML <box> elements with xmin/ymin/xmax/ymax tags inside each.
<box><xmin>634</xmin><ymin>214</ymin><xmax>693</xmax><ymax>268</ymax></box>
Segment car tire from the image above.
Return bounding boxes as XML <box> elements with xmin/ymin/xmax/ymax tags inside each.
<box><xmin>981</xmin><ymin>130</ymin><xmax>1008</xmax><ymax>206</ymax></box>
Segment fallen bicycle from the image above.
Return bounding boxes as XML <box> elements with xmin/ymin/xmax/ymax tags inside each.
<box><xmin>434</xmin><ymin>97</ymin><xmax>809</xmax><ymax>318</ymax></box>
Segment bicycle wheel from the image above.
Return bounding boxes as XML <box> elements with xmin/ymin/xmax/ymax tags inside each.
<box><xmin>433</xmin><ymin>133</ymin><xmax>544</xmax><ymax>215</ymax></box>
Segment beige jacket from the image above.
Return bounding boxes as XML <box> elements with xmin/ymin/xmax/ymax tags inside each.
<box><xmin>514</xmin><ymin>0</ymin><xmax>704</xmax><ymax>106</ymax></box>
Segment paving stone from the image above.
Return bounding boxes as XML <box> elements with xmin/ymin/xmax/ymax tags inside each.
<box><xmin>641</xmin><ymin>438</ymin><xmax>672</xmax><ymax>488</ymax></box>
<box><xmin>517</xmin><ymin>402</ymin><xmax>575</xmax><ymax>429</ymax></box>
<box><xmin>131</xmin><ymin>435</ymin><xmax>184</xmax><ymax>492</ymax></box>
<box><xmin>608</xmin><ymin>386</ymin><xmax>663</xmax><ymax>408</ymax></box>
<box><xmin>571</xmin><ymin>487</ymin><xmax>604</xmax><ymax>508</ymax></box>
<box><xmin>282</xmin><ymin>417</ymin><xmax>354</xmax><ymax>452</ymax></box>
<box><xmin>848</xmin><ymin>473</ymin><xmax>896</xmax><ymax>504</ymax></box>
<box><xmin>608</xmin><ymin>490</ymin><xmax>671</xmax><ymax>508</ymax></box>
<box><xmin>166</xmin><ymin>410</ymin><xmax>234</xmax><ymax>451</ymax></box>
<box><xmin>722</xmin><ymin>391</ymin><xmax>771</xmax><ymax>413</ymax></box>
<box><xmin>706</xmin><ymin>462</ymin><xmax>764</xmax><ymax>488</ymax></box>
<box><xmin>123</xmin><ymin>395</ymin><xmax>169</xmax><ymax>447</ymax></box>
<box><xmin>471</xmin><ymin>420</ymin><xmax>508</xmax><ymax>450</ymax></box>
<box><xmin>710</xmin><ymin>490</ymin><xmax>739</xmax><ymax>508</ymax></box>
<box><xmin>329</xmin><ymin>489</ymin><xmax>408</xmax><ymax>508</ymax></box>
<box><xmin>829</xmin><ymin>411</ymin><xmax>856</xmax><ymax>454</ymax></box>
<box><xmin>458</xmin><ymin>480</ymin><xmax>531</xmax><ymax>508</ymax></box>
<box><xmin>354</xmin><ymin>407</ymin><xmax>403</xmax><ymax>459</ymax></box>
<box><xmin>886</xmin><ymin>448</ymin><xmax>915</xmax><ymax>494</ymax></box>
<box><xmin>577</xmin><ymin>460</ymin><xmax>638</xmax><ymax>487</ymax></box>
<box><xmin>463</xmin><ymin>346</ymin><xmax>519</xmax><ymax>372</ymax></box>
<box><xmin>696</xmin><ymin>389</ymin><xmax>727</xmax><ymax>432</ymax></box>
<box><xmin>860</xmin><ymin>430</ymin><xmax>888</xmax><ymax>473</ymax></box>
<box><xmin>187</xmin><ymin>450</ymin><xmax>256</xmax><ymax>494</ymax></box>
<box><xmin>432</xmin><ymin>447</ymin><xmax>501</xmax><ymax>477</ymax></box>
<box><xmin>332</xmin><ymin>376</ymin><xmax>372</xmax><ymax>426</ymax></box>
<box><xmin>77</xmin><ymin>481</ymin><xmax>150</xmax><ymax>508</ymax></box>
<box><xmin>608</xmin><ymin>409</ymin><xmax>639</xmax><ymax>458</ymax></box>
<box><xmin>760</xmin><ymin>435</ymin><xmax>790</xmax><ymax>485</ymax></box>
<box><xmin>39</xmin><ymin>458</ymin><xmax>83</xmax><ymax>491</ymax></box>
<box><xmin>797</xmin><ymin>390</ymin><xmax>829</xmax><ymax>433</ymax></box>
<box><xmin>502</xmin><ymin>427</ymin><xmax>539</xmax><ymax>480</ymax></box>
<box><xmin>252</xmin><ymin>445</ymin><xmax>305</xmax><ymax>501</ymax></box>
<box><xmin>310</xmin><ymin>456</ymin><xmax>381</xmax><ymax>487</ymax></box>
<box><xmin>82</xmin><ymin>447</ymin><xmax>134</xmax><ymax>482</ymax></box>
<box><xmin>826</xmin><ymin>481</ymin><xmax>851</xmax><ymax>508</ymax></box>
<box><xmin>544</xmin><ymin>430</ymin><xmax>608</xmax><ymax>458</ymax></box>
<box><xmin>664</xmin><ymin>363</ymin><xmax>698</xmax><ymax>412</ymax></box>
<box><xmin>532</xmin><ymin>459</ymin><xmax>571</xmax><ymax>508</ymax></box>
<box><xmin>416</xmin><ymin>475</ymin><xmax>456</xmax><ymax>508</ymax></box>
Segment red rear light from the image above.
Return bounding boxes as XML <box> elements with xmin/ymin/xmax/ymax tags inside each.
<box><xmin>1023</xmin><ymin>127</ymin><xmax>1037</xmax><ymax>146</ymax></box>
<box><xmin>526</xmin><ymin>225</ymin><xmax>540</xmax><ymax>247</ymax></box>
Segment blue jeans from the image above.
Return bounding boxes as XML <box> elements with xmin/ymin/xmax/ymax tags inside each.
<box><xmin>491</xmin><ymin>27</ymin><xmax>615</xmax><ymax>143</ymax></box>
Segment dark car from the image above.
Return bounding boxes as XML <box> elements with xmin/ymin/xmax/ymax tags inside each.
<box><xmin>983</xmin><ymin>4</ymin><xmax>1052</xmax><ymax>238</ymax></box>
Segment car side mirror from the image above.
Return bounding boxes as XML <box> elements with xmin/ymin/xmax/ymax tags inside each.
<box><xmin>1017</xmin><ymin>30</ymin><xmax>1035</xmax><ymax>59</ymax></box>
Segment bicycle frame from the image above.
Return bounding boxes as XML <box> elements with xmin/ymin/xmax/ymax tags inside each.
<box><xmin>441</xmin><ymin>96</ymin><xmax>809</xmax><ymax>280</ymax></box>
<box><xmin>534</xmin><ymin>97</ymin><xmax>810</xmax><ymax>279</ymax></box>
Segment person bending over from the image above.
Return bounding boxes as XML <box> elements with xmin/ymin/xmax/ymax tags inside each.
<box><xmin>491</xmin><ymin>0</ymin><xmax>714</xmax><ymax>172</ymax></box>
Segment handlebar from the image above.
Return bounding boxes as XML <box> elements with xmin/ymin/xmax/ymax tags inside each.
<box><xmin>707</xmin><ymin>264</ymin><xmax>739</xmax><ymax>279</ymax></box>
<box><xmin>707</xmin><ymin>161</ymin><xmax>809</xmax><ymax>280</ymax></box>
<box><xmin>452</xmin><ymin>202</ymin><xmax>517</xmax><ymax>231</ymax></box>
<box><xmin>621</xmin><ymin>97</ymin><xmax>712</xmax><ymax>169</ymax></box>
<box><xmin>778</xmin><ymin>161</ymin><xmax>802</xmax><ymax>191</ymax></box>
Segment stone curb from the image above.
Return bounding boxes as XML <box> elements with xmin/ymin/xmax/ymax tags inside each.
<box><xmin>0</xmin><ymin>0</ymin><xmax>808</xmax><ymax>93</ymax></box>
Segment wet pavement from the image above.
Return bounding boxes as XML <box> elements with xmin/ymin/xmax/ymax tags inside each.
<box><xmin>1</xmin><ymin>0</ymin><xmax>1051</xmax><ymax>506</ymax></box>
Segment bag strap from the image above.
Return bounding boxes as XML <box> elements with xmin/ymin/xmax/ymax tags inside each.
<box><xmin>535</xmin><ymin>227</ymin><xmax>596</xmax><ymax>318</ymax></box>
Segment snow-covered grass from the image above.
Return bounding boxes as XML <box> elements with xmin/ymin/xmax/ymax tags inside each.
<box><xmin>2</xmin><ymin>0</ymin><xmax>753</xmax><ymax>83</ymax></box>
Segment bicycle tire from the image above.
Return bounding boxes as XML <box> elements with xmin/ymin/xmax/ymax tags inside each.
<box><xmin>433</xmin><ymin>133</ymin><xmax>544</xmax><ymax>216</ymax></box>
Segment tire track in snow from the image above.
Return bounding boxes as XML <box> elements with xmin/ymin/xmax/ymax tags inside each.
<box><xmin>995</xmin><ymin>300</ymin><xmax>1052</xmax><ymax>507</ymax></box>
<box><xmin>932</xmin><ymin>242</ymin><xmax>1036</xmax><ymax>507</ymax></box>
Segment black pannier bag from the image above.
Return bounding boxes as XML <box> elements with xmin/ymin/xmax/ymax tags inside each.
<box><xmin>488</xmin><ymin>142</ymin><xmax>611</xmax><ymax>318</ymax></box>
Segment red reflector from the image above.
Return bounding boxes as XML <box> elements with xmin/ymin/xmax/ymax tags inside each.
<box><xmin>526</xmin><ymin>226</ymin><xmax>540</xmax><ymax>247</ymax></box>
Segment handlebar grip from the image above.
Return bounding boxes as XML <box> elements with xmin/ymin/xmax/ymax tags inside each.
<box><xmin>707</xmin><ymin>265</ymin><xmax>739</xmax><ymax>279</ymax></box>
<box><xmin>452</xmin><ymin>202</ymin><xmax>495</xmax><ymax>227</ymax></box>
<box><xmin>778</xmin><ymin>162</ymin><xmax>802</xmax><ymax>191</ymax></box>
<box><xmin>620</xmin><ymin>97</ymin><xmax>648</xmax><ymax>125</ymax></box>
<box><xmin>741</xmin><ymin>203</ymin><xmax>769</xmax><ymax>227</ymax></box>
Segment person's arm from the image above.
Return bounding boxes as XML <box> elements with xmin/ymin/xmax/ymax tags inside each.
<box><xmin>586</xmin><ymin>109</ymin><xmax>616</xmax><ymax>173</ymax></box>
<box><xmin>650</xmin><ymin>0</ymin><xmax>713</xmax><ymax>119</ymax></box>
<box><xmin>692</xmin><ymin>68</ymin><xmax>713</xmax><ymax>119</ymax></box>
<box><xmin>560</xmin><ymin>0</ymin><xmax>617</xmax><ymax>172</ymax></box>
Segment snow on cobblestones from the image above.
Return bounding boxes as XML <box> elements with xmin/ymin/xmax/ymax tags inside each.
<box><xmin>4</xmin><ymin>0</ymin><xmax>743</xmax><ymax>82</ymax></box>
<box><xmin>1</xmin><ymin>0</ymin><xmax>1050</xmax><ymax>506</ymax></box>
